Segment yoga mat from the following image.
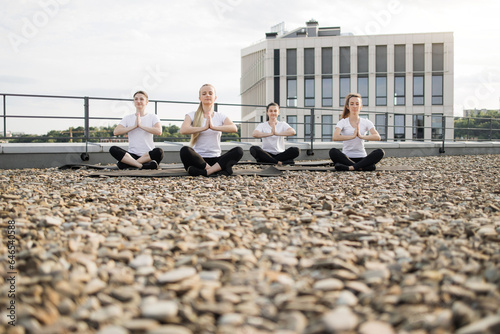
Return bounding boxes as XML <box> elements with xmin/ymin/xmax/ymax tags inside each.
<box><xmin>88</xmin><ymin>166</ymin><xmax>283</xmax><ymax>178</ymax></box>
<box><xmin>276</xmin><ymin>165</ymin><xmax>419</xmax><ymax>172</ymax></box>
<box><xmin>59</xmin><ymin>164</ymin><xmax>118</xmax><ymax>170</ymax></box>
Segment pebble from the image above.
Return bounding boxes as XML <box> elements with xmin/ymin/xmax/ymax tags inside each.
<box><xmin>1</xmin><ymin>155</ymin><xmax>500</xmax><ymax>333</ymax></box>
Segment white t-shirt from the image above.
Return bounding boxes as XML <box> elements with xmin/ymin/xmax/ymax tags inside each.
<box><xmin>187</xmin><ymin>111</ymin><xmax>227</xmax><ymax>158</ymax></box>
<box><xmin>336</xmin><ymin>117</ymin><xmax>375</xmax><ymax>158</ymax></box>
<box><xmin>255</xmin><ymin>121</ymin><xmax>292</xmax><ymax>155</ymax></box>
<box><xmin>119</xmin><ymin>113</ymin><xmax>160</xmax><ymax>156</ymax></box>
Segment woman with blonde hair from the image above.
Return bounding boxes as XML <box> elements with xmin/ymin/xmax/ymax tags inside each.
<box><xmin>329</xmin><ymin>93</ymin><xmax>384</xmax><ymax>171</ymax></box>
<box><xmin>179</xmin><ymin>84</ymin><xmax>243</xmax><ymax>176</ymax></box>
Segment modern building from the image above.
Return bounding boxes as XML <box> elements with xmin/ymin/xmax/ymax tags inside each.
<box><xmin>240</xmin><ymin>20</ymin><xmax>454</xmax><ymax>142</ymax></box>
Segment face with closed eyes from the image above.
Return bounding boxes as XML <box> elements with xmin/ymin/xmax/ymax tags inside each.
<box><xmin>199</xmin><ymin>85</ymin><xmax>217</xmax><ymax>105</ymax></box>
<box><xmin>267</xmin><ymin>105</ymin><xmax>280</xmax><ymax>121</ymax></box>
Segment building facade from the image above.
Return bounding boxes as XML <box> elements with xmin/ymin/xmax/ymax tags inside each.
<box><xmin>240</xmin><ymin>20</ymin><xmax>454</xmax><ymax>142</ymax></box>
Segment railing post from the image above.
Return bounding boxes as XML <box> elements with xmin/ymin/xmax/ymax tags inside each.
<box><xmin>2</xmin><ymin>95</ymin><xmax>6</xmax><ymax>138</ymax></box>
<box><xmin>81</xmin><ymin>96</ymin><xmax>90</xmax><ymax>161</ymax></box>
<box><xmin>307</xmin><ymin>108</ymin><xmax>315</xmax><ymax>156</ymax></box>
<box><xmin>439</xmin><ymin>115</ymin><xmax>446</xmax><ymax>153</ymax></box>
<box><xmin>489</xmin><ymin>117</ymin><xmax>493</xmax><ymax>141</ymax></box>
<box><xmin>214</xmin><ymin>103</ymin><xmax>218</xmax><ymax>112</ymax></box>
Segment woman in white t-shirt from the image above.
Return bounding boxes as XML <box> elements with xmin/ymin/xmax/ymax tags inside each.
<box><xmin>179</xmin><ymin>84</ymin><xmax>243</xmax><ymax>176</ymax></box>
<box><xmin>329</xmin><ymin>93</ymin><xmax>384</xmax><ymax>171</ymax></box>
<box><xmin>250</xmin><ymin>103</ymin><xmax>300</xmax><ymax>165</ymax></box>
<box><xmin>109</xmin><ymin>91</ymin><xmax>163</xmax><ymax>169</ymax></box>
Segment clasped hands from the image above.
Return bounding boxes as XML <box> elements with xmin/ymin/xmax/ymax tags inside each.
<box><xmin>351</xmin><ymin>121</ymin><xmax>368</xmax><ymax>140</ymax></box>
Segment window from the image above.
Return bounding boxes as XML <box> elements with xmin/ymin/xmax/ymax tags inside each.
<box><xmin>376</xmin><ymin>114</ymin><xmax>387</xmax><ymax>141</ymax></box>
<box><xmin>394</xmin><ymin>75</ymin><xmax>405</xmax><ymax>105</ymax></box>
<box><xmin>322</xmin><ymin>77</ymin><xmax>332</xmax><ymax>107</ymax></box>
<box><xmin>357</xmin><ymin>46</ymin><xmax>368</xmax><ymax>73</ymax></box>
<box><xmin>286</xmin><ymin>49</ymin><xmax>297</xmax><ymax>75</ymax></box>
<box><xmin>322</xmin><ymin>47</ymin><xmax>332</xmax><ymax>74</ymax></box>
<box><xmin>287</xmin><ymin>79</ymin><xmax>297</xmax><ymax>107</ymax></box>
<box><xmin>305</xmin><ymin>78</ymin><xmax>315</xmax><ymax>107</ymax></box>
<box><xmin>376</xmin><ymin>45</ymin><xmax>387</xmax><ymax>73</ymax></box>
<box><xmin>339</xmin><ymin>77</ymin><xmax>350</xmax><ymax>105</ymax></box>
<box><xmin>322</xmin><ymin>48</ymin><xmax>333</xmax><ymax>107</ymax></box>
<box><xmin>394</xmin><ymin>45</ymin><xmax>406</xmax><ymax>73</ymax></box>
<box><xmin>287</xmin><ymin>49</ymin><xmax>297</xmax><ymax>107</ymax></box>
<box><xmin>376</xmin><ymin>76</ymin><xmax>387</xmax><ymax>106</ymax></box>
<box><xmin>432</xmin><ymin>75</ymin><xmax>443</xmax><ymax>105</ymax></box>
<box><xmin>413</xmin><ymin>75</ymin><xmax>424</xmax><ymax>105</ymax></box>
<box><xmin>432</xmin><ymin>114</ymin><xmax>443</xmax><ymax>140</ymax></box>
<box><xmin>413</xmin><ymin>114</ymin><xmax>424</xmax><ymax>141</ymax></box>
<box><xmin>394</xmin><ymin>114</ymin><xmax>405</xmax><ymax>141</ymax></box>
<box><xmin>413</xmin><ymin>44</ymin><xmax>425</xmax><ymax>72</ymax></box>
<box><xmin>432</xmin><ymin>44</ymin><xmax>444</xmax><ymax>106</ymax></box>
<box><xmin>273</xmin><ymin>49</ymin><xmax>280</xmax><ymax>104</ymax></box>
<box><xmin>287</xmin><ymin>115</ymin><xmax>297</xmax><ymax>142</ymax></box>
<box><xmin>339</xmin><ymin>47</ymin><xmax>350</xmax><ymax>74</ymax></box>
<box><xmin>304</xmin><ymin>115</ymin><xmax>312</xmax><ymax>140</ymax></box>
<box><xmin>357</xmin><ymin>76</ymin><xmax>368</xmax><ymax>105</ymax></box>
<box><xmin>322</xmin><ymin>115</ymin><xmax>333</xmax><ymax>141</ymax></box>
<box><xmin>432</xmin><ymin>43</ymin><xmax>444</xmax><ymax>72</ymax></box>
<box><xmin>304</xmin><ymin>48</ymin><xmax>314</xmax><ymax>75</ymax></box>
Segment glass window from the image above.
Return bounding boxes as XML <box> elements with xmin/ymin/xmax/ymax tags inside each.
<box><xmin>413</xmin><ymin>44</ymin><xmax>424</xmax><ymax>72</ymax></box>
<box><xmin>376</xmin><ymin>45</ymin><xmax>387</xmax><ymax>73</ymax></box>
<box><xmin>357</xmin><ymin>46</ymin><xmax>368</xmax><ymax>73</ymax></box>
<box><xmin>432</xmin><ymin>43</ymin><xmax>444</xmax><ymax>72</ymax></box>
<box><xmin>274</xmin><ymin>49</ymin><xmax>280</xmax><ymax>76</ymax></box>
<box><xmin>304</xmin><ymin>115</ymin><xmax>312</xmax><ymax>140</ymax></box>
<box><xmin>432</xmin><ymin>114</ymin><xmax>443</xmax><ymax>140</ymax></box>
<box><xmin>274</xmin><ymin>49</ymin><xmax>280</xmax><ymax>104</ymax></box>
<box><xmin>322</xmin><ymin>115</ymin><xmax>333</xmax><ymax>141</ymax></box>
<box><xmin>287</xmin><ymin>49</ymin><xmax>297</xmax><ymax>75</ymax></box>
<box><xmin>432</xmin><ymin>74</ymin><xmax>443</xmax><ymax>105</ymax></box>
<box><xmin>376</xmin><ymin>114</ymin><xmax>387</xmax><ymax>141</ymax></box>
<box><xmin>394</xmin><ymin>114</ymin><xmax>405</xmax><ymax>141</ymax></box>
<box><xmin>305</xmin><ymin>78</ymin><xmax>315</xmax><ymax>107</ymax></box>
<box><xmin>413</xmin><ymin>75</ymin><xmax>424</xmax><ymax>105</ymax></box>
<box><xmin>358</xmin><ymin>76</ymin><xmax>368</xmax><ymax>105</ymax></box>
<box><xmin>413</xmin><ymin>114</ymin><xmax>424</xmax><ymax>140</ymax></box>
<box><xmin>340</xmin><ymin>47</ymin><xmax>350</xmax><ymax>74</ymax></box>
<box><xmin>394</xmin><ymin>76</ymin><xmax>405</xmax><ymax>105</ymax></box>
<box><xmin>287</xmin><ymin>79</ymin><xmax>297</xmax><ymax>107</ymax></box>
<box><xmin>304</xmin><ymin>48</ymin><xmax>315</xmax><ymax>75</ymax></box>
<box><xmin>339</xmin><ymin>77</ymin><xmax>350</xmax><ymax>105</ymax></box>
<box><xmin>287</xmin><ymin>115</ymin><xmax>297</xmax><ymax>142</ymax></box>
<box><xmin>322</xmin><ymin>77</ymin><xmax>332</xmax><ymax>107</ymax></box>
<box><xmin>394</xmin><ymin>45</ymin><xmax>405</xmax><ymax>73</ymax></box>
<box><xmin>376</xmin><ymin>76</ymin><xmax>387</xmax><ymax>106</ymax></box>
<box><xmin>322</xmin><ymin>47</ymin><xmax>332</xmax><ymax>74</ymax></box>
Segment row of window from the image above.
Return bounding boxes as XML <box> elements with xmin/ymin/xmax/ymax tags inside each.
<box><xmin>283</xmin><ymin>114</ymin><xmax>444</xmax><ymax>141</ymax></box>
<box><xmin>275</xmin><ymin>44</ymin><xmax>445</xmax><ymax>107</ymax></box>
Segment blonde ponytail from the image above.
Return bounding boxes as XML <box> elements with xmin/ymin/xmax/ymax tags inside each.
<box><xmin>190</xmin><ymin>102</ymin><xmax>204</xmax><ymax>146</ymax></box>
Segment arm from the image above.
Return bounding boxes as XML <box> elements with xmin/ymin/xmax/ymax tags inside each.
<box><xmin>210</xmin><ymin>116</ymin><xmax>238</xmax><ymax>133</ymax></box>
<box><xmin>275</xmin><ymin>126</ymin><xmax>296</xmax><ymax>137</ymax></box>
<box><xmin>139</xmin><ymin>121</ymin><xmax>162</xmax><ymax>136</ymax></box>
<box><xmin>332</xmin><ymin>126</ymin><xmax>357</xmax><ymax>141</ymax></box>
<box><xmin>113</xmin><ymin>115</ymin><xmax>137</xmax><ymax>136</ymax></box>
<box><xmin>180</xmin><ymin>114</ymin><xmax>209</xmax><ymax>135</ymax></box>
<box><xmin>359</xmin><ymin>127</ymin><xmax>381</xmax><ymax>141</ymax></box>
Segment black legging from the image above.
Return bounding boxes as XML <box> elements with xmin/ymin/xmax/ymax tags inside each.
<box><xmin>110</xmin><ymin>146</ymin><xmax>164</xmax><ymax>164</ymax></box>
<box><xmin>180</xmin><ymin>146</ymin><xmax>243</xmax><ymax>171</ymax></box>
<box><xmin>249</xmin><ymin>146</ymin><xmax>300</xmax><ymax>164</ymax></box>
<box><xmin>329</xmin><ymin>148</ymin><xmax>384</xmax><ymax>171</ymax></box>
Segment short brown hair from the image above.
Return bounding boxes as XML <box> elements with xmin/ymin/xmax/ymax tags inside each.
<box><xmin>133</xmin><ymin>91</ymin><xmax>148</xmax><ymax>99</ymax></box>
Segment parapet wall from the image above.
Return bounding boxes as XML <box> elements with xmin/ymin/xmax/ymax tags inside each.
<box><xmin>1</xmin><ymin>141</ymin><xmax>499</xmax><ymax>169</ymax></box>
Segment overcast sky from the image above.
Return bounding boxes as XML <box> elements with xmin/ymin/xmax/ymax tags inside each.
<box><xmin>1</xmin><ymin>0</ymin><xmax>499</xmax><ymax>134</ymax></box>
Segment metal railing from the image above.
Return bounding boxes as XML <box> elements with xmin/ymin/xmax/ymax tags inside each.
<box><xmin>1</xmin><ymin>93</ymin><xmax>499</xmax><ymax>158</ymax></box>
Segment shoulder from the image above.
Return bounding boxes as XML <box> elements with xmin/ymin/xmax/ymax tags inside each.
<box><xmin>336</xmin><ymin>118</ymin><xmax>348</xmax><ymax>127</ymax></box>
<box><xmin>361</xmin><ymin>118</ymin><xmax>374</xmax><ymax>127</ymax></box>
<box><xmin>186</xmin><ymin>111</ymin><xmax>195</xmax><ymax>120</ymax></box>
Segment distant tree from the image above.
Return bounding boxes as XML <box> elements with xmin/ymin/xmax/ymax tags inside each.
<box><xmin>454</xmin><ymin>110</ymin><xmax>500</xmax><ymax>140</ymax></box>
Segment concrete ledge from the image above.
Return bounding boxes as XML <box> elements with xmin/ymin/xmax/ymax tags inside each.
<box><xmin>1</xmin><ymin>141</ymin><xmax>499</xmax><ymax>169</ymax></box>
